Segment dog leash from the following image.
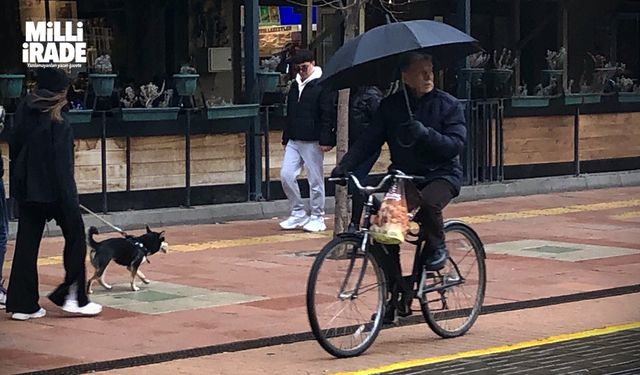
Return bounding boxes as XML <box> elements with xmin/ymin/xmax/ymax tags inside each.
<box><xmin>79</xmin><ymin>204</ymin><xmax>128</xmax><ymax>237</ymax></box>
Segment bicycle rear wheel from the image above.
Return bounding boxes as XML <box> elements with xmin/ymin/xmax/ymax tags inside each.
<box><xmin>306</xmin><ymin>235</ymin><xmax>386</xmax><ymax>358</ymax></box>
<box><xmin>420</xmin><ymin>221</ymin><xmax>486</xmax><ymax>338</ymax></box>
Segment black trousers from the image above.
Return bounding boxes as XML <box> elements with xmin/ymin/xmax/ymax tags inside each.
<box><xmin>6</xmin><ymin>201</ymin><xmax>89</xmax><ymax>314</ymax></box>
<box><xmin>412</xmin><ymin>178</ymin><xmax>458</xmax><ymax>252</ymax></box>
<box><xmin>377</xmin><ymin>179</ymin><xmax>457</xmax><ymax>297</ymax></box>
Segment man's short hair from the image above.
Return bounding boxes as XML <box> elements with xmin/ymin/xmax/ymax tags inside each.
<box><xmin>399</xmin><ymin>52</ymin><xmax>433</xmax><ymax>72</ymax></box>
<box><xmin>290</xmin><ymin>49</ymin><xmax>315</xmax><ymax>65</ymax></box>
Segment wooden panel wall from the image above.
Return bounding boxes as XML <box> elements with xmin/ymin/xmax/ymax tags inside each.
<box><xmin>265</xmin><ymin>130</ymin><xmax>391</xmax><ymax>181</ymax></box>
<box><xmin>503</xmin><ymin>115</ymin><xmax>575</xmax><ymax>165</ymax></box>
<box><xmin>579</xmin><ymin>112</ymin><xmax>640</xmax><ymax>161</ymax></box>
<box><xmin>130</xmin><ymin>136</ymin><xmax>186</xmax><ymax>190</ymax></box>
<box><xmin>503</xmin><ymin>112</ymin><xmax>640</xmax><ymax>166</ymax></box>
<box><xmin>130</xmin><ymin>134</ymin><xmax>246</xmax><ymax>190</ymax></box>
<box><xmin>75</xmin><ymin>138</ymin><xmax>126</xmax><ymax>193</ymax></box>
<box><xmin>190</xmin><ymin>134</ymin><xmax>246</xmax><ymax>186</ymax></box>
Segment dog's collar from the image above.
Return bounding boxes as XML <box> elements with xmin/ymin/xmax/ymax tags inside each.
<box><xmin>127</xmin><ymin>238</ymin><xmax>149</xmax><ymax>253</ymax></box>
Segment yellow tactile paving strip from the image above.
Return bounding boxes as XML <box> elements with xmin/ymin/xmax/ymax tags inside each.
<box><xmin>330</xmin><ymin>322</ymin><xmax>640</xmax><ymax>375</ymax></box>
<box><xmin>3</xmin><ymin>198</ymin><xmax>640</xmax><ymax>269</ymax></box>
<box><xmin>457</xmin><ymin>199</ymin><xmax>640</xmax><ymax>224</ymax></box>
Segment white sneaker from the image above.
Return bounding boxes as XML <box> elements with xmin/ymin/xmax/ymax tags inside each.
<box><xmin>279</xmin><ymin>215</ymin><xmax>310</xmax><ymax>230</ymax></box>
<box><xmin>11</xmin><ymin>307</ymin><xmax>46</xmax><ymax>321</ymax></box>
<box><xmin>62</xmin><ymin>300</ymin><xmax>102</xmax><ymax>316</ymax></box>
<box><xmin>303</xmin><ymin>216</ymin><xmax>327</xmax><ymax>232</ymax></box>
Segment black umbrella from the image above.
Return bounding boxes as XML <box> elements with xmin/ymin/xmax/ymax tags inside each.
<box><xmin>321</xmin><ymin>20</ymin><xmax>482</xmax><ymax>90</ymax></box>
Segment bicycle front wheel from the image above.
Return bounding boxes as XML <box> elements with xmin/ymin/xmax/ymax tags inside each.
<box><xmin>420</xmin><ymin>221</ymin><xmax>486</xmax><ymax>338</ymax></box>
<box><xmin>306</xmin><ymin>235</ymin><xmax>386</xmax><ymax>358</ymax></box>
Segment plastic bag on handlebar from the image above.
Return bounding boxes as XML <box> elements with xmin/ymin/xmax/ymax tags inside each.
<box><xmin>369</xmin><ymin>179</ymin><xmax>409</xmax><ymax>245</ymax></box>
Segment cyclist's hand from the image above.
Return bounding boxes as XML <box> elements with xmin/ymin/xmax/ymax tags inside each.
<box><xmin>330</xmin><ymin>165</ymin><xmax>348</xmax><ymax>186</ymax></box>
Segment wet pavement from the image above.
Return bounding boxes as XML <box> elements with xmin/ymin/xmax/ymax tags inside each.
<box><xmin>0</xmin><ymin>186</ymin><xmax>639</xmax><ymax>374</ymax></box>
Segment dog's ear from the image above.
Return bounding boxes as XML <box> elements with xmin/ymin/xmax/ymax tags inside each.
<box><xmin>146</xmin><ymin>225</ymin><xmax>152</xmax><ymax>233</ymax></box>
<box><xmin>159</xmin><ymin>231</ymin><xmax>165</xmax><ymax>237</ymax></box>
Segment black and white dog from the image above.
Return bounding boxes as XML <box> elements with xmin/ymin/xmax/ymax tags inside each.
<box><xmin>87</xmin><ymin>226</ymin><xmax>168</xmax><ymax>293</ymax></box>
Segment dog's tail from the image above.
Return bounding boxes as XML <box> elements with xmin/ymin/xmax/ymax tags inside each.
<box><xmin>88</xmin><ymin>226</ymin><xmax>100</xmax><ymax>250</ymax></box>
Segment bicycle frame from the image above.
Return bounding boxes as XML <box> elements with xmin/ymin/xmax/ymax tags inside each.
<box><xmin>332</xmin><ymin>172</ymin><xmax>467</xmax><ymax>307</ymax></box>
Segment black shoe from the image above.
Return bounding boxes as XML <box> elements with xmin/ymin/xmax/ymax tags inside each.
<box><xmin>372</xmin><ymin>303</ymin><xmax>398</xmax><ymax>324</ymax></box>
<box><xmin>424</xmin><ymin>246</ymin><xmax>449</xmax><ymax>271</ymax></box>
<box><xmin>396</xmin><ymin>291</ymin><xmax>413</xmax><ymax>317</ymax></box>
<box><xmin>346</xmin><ymin>222</ymin><xmax>358</xmax><ymax>233</ymax></box>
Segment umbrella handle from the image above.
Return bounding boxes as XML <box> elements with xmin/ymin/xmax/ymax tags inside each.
<box><xmin>401</xmin><ymin>80</ymin><xmax>415</xmax><ymax>121</ymax></box>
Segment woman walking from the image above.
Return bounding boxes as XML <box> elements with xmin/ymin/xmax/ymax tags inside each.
<box><xmin>6</xmin><ymin>68</ymin><xmax>102</xmax><ymax>320</ymax></box>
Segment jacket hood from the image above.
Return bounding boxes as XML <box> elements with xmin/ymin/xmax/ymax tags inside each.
<box><xmin>24</xmin><ymin>89</ymin><xmax>64</xmax><ymax>111</ymax></box>
<box><xmin>296</xmin><ymin>66</ymin><xmax>323</xmax><ymax>86</ymax></box>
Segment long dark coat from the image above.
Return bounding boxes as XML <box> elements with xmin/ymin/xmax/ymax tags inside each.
<box><xmin>10</xmin><ymin>90</ymin><xmax>79</xmax><ymax>206</ymax></box>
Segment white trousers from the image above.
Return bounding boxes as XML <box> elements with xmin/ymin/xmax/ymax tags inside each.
<box><xmin>280</xmin><ymin>140</ymin><xmax>325</xmax><ymax>217</ymax></box>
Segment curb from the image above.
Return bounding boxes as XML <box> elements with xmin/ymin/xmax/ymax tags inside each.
<box><xmin>9</xmin><ymin>169</ymin><xmax>640</xmax><ymax>239</ymax></box>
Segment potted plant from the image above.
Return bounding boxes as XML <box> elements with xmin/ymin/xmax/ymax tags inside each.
<box><xmin>204</xmin><ymin>96</ymin><xmax>259</xmax><ymax>120</ymax></box>
<box><xmin>257</xmin><ymin>55</ymin><xmax>283</xmax><ymax>97</ymax></box>
<box><xmin>486</xmin><ymin>48</ymin><xmax>518</xmax><ymax>98</ymax></box>
<box><xmin>457</xmin><ymin>51</ymin><xmax>489</xmax><ymax>98</ymax></box>
<box><xmin>89</xmin><ymin>55</ymin><xmax>117</xmax><ymax>97</ymax></box>
<box><xmin>564</xmin><ymin>79</ymin><xmax>602</xmax><ymax>105</ymax></box>
<box><xmin>510</xmin><ymin>77</ymin><xmax>561</xmax><ymax>108</ymax></box>
<box><xmin>616</xmin><ymin>76</ymin><xmax>640</xmax><ymax>103</ymax></box>
<box><xmin>0</xmin><ymin>73</ymin><xmax>25</xmax><ymax>98</ymax></box>
<box><xmin>66</xmin><ymin>101</ymin><xmax>93</xmax><ymax>124</ymax></box>
<box><xmin>173</xmin><ymin>63</ymin><xmax>199</xmax><ymax>97</ymax></box>
<box><xmin>120</xmin><ymin>82</ymin><xmax>180</xmax><ymax>122</ymax></box>
<box><xmin>541</xmin><ymin>48</ymin><xmax>566</xmax><ymax>88</ymax></box>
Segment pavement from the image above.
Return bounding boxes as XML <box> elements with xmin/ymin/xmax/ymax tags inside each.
<box><xmin>1</xmin><ymin>183</ymin><xmax>639</xmax><ymax>374</ymax></box>
<box><xmin>9</xmin><ymin>169</ymin><xmax>640</xmax><ymax>240</ymax></box>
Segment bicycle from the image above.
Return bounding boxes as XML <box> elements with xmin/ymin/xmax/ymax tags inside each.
<box><xmin>306</xmin><ymin>171</ymin><xmax>486</xmax><ymax>358</ymax></box>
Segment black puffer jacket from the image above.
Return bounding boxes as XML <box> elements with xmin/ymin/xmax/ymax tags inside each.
<box><xmin>338</xmin><ymin>88</ymin><xmax>467</xmax><ymax>193</ymax></box>
<box><xmin>10</xmin><ymin>90</ymin><xmax>79</xmax><ymax>204</ymax></box>
<box><xmin>283</xmin><ymin>67</ymin><xmax>336</xmax><ymax>146</ymax></box>
<box><xmin>349</xmin><ymin>86</ymin><xmax>383</xmax><ymax>145</ymax></box>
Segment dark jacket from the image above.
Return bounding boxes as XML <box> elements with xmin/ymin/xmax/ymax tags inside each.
<box><xmin>283</xmin><ymin>68</ymin><xmax>336</xmax><ymax>146</ymax></box>
<box><xmin>10</xmin><ymin>90</ymin><xmax>79</xmax><ymax>205</ymax></box>
<box><xmin>349</xmin><ymin>86</ymin><xmax>383</xmax><ymax>145</ymax></box>
<box><xmin>339</xmin><ymin>88</ymin><xmax>467</xmax><ymax>193</ymax></box>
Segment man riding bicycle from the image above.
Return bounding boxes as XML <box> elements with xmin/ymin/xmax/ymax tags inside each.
<box><xmin>330</xmin><ymin>52</ymin><xmax>467</xmax><ymax>321</ymax></box>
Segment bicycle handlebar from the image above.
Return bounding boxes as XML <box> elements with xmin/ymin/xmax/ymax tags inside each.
<box><xmin>329</xmin><ymin>170</ymin><xmax>425</xmax><ymax>195</ymax></box>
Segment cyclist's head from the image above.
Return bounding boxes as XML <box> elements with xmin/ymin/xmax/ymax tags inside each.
<box><xmin>400</xmin><ymin>52</ymin><xmax>434</xmax><ymax>97</ymax></box>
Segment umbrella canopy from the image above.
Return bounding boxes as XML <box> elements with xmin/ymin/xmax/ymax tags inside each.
<box><xmin>321</xmin><ymin>20</ymin><xmax>482</xmax><ymax>90</ymax></box>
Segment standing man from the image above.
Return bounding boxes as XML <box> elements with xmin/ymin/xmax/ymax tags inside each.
<box><xmin>280</xmin><ymin>49</ymin><xmax>335</xmax><ymax>232</ymax></box>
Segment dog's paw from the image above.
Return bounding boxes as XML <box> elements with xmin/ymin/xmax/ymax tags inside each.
<box><xmin>131</xmin><ymin>284</ymin><xmax>140</xmax><ymax>291</ymax></box>
<box><xmin>141</xmin><ymin>278</ymin><xmax>151</xmax><ymax>284</ymax></box>
<box><xmin>87</xmin><ymin>289</ymin><xmax>94</xmax><ymax>294</ymax></box>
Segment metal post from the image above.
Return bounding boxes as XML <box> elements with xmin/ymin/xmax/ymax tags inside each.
<box><xmin>100</xmin><ymin>110</ymin><xmax>108</xmax><ymax>214</ymax></box>
<box><xmin>126</xmin><ymin>136</ymin><xmax>131</xmax><ymax>192</ymax></box>
<box><xmin>185</xmin><ymin>109</ymin><xmax>192</xmax><ymax>207</ymax></box>
<box><xmin>263</xmin><ymin>106</ymin><xmax>271</xmax><ymax>200</ymax></box>
<box><xmin>497</xmin><ymin>100</ymin><xmax>504</xmax><ymax>181</ymax></box>
<box><xmin>244</xmin><ymin>0</ymin><xmax>262</xmax><ymax>201</ymax></box>
<box><xmin>573</xmin><ymin>105</ymin><xmax>580</xmax><ymax>176</ymax></box>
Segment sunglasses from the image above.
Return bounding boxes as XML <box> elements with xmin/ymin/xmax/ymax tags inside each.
<box><xmin>295</xmin><ymin>63</ymin><xmax>312</xmax><ymax>72</ymax></box>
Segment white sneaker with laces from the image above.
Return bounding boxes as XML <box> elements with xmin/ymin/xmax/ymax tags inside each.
<box><xmin>0</xmin><ymin>291</ymin><xmax>6</xmax><ymax>309</ymax></box>
<box><xmin>11</xmin><ymin>307</ymin><xmax>46</xmax><ymax>321</ymax></box>
<box><xmin>62</xmin><ymin>300</ymin><xmax>102</xmax><ymax>316</ymax></box>
<box><xmin>279</xmin><ymin>215</ymin><xmax>310</xmax><ymax>230</ymax></box>
<box><xmin>303</xmin><ymin>216</ymin><xmax>327</xmax><ymax>232</ymax></box>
